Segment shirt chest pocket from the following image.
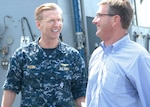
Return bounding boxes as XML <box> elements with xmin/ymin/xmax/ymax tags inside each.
<box><xmin>55</xmin><ymin>64</ymin><xmax>73</xmax><ymax>81</ymax></box>
<box><xmin>101</xmin><ymin>70</ymin><xmax>134</xmax><ymax>93</ymax></box>
<box><xmin>53</xmin><ymin>62</ymin><xmax>73</xmax><ymax>81</ymax></box>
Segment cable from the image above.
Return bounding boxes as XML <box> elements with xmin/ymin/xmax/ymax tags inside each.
<box><xmin>21</xmin><ymin>17</ymin><xmax>35</xmax><ymax>41</ymax></box>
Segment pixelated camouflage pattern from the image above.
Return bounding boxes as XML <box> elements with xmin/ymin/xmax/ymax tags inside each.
<box><xmin>3</xmin><ymin>40</ymin><xmax>87</xmax><ymax>107</ymax></box>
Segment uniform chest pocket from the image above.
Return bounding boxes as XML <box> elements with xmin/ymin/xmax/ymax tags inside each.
<box><xmin>54</xmin><ymin>63</ymin><xmax>73</xmax><ymax>81</ymax></box>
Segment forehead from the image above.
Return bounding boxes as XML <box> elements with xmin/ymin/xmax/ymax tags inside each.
<box><xmin>42</xmin><ymin>9</ymin><xmax>62</xmax><ymax>18</ymax></box>
<box><xmin>97</xmin><ymin>4</ymin><xmax>109</xmax><ymax>13</ymax></box>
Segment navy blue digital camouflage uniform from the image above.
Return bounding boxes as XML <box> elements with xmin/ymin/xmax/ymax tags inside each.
<box><xmin>2</xmin><ymin>39</ymin><xmax>87</xmax><ymax>107</ymax></box>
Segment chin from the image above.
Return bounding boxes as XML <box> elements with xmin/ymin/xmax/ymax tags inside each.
<box><xmin>96</xmin><ymin>32</ymin><xmax>100</xmax><ymax>37</ymax></box>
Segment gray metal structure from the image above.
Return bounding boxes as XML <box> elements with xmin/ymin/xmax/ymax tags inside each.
<box><xmin>0</xmin><ymin>0</ymin><xmax>150</xmax><ymax>106</ymax></box>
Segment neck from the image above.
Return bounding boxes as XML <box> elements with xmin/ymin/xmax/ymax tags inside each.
<box><xmin>104</xmin><ymin>30</ymin><xmax>127</xmax><ymax>46</ymax></box>
<box><xmin>38</xmin><ymin>38</ymin><xmax>59</xmax><ymax>49</ymax></box>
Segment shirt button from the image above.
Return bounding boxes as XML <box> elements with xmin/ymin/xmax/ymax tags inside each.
<box><xmin>104</xmin><ymin>54</ymin><xmax>107</xmax><ymax>58</ymax></box>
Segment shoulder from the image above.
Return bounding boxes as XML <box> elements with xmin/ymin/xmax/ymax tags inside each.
<box><xmin>13</xmin><ymin>41</ymin><xmax>37</xmax><ymax>57</ymax></box>
<box><xmin>128</xmin><ymin>41</ymin><xmax>149</xmax><ymax>56</ymax></box>
<box><xmin>59</xmin><ymin>42</ymin><xmax>80</xmax><ymax>54</ymax></box>
<box><xmin>59</xmin><ymin>42</ymin><xmax>84</xmax><ymax>62</ymax></box>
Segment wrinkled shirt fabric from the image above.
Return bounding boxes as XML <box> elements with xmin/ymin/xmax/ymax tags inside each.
<box><xmin>86</xmin><ymin>34</ymin><xmax>150</xmax><ymax>107</ymax></box>
<box><xmin>3</xmin><ymin>39</ymin><xmax>87</xmax><ymax>107</ymax></box>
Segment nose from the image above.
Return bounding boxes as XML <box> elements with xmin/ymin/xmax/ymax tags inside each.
<box><xmin>92</xmin><ymin>17</ymin><xmax>97</xmax><ymax>24</ymax></box>
<box><xmin>53</xmin><ymin>20</ymin><xmax>62</xmax><ymax>26</ymax></box>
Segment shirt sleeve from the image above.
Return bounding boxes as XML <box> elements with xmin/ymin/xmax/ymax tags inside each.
<box><xmin>2</xmin><ymin>50</ymin><xmax>23</xmax><ymax>94</ymax></box>
<box><xmin>71</xmin><ymin>52</ymin><xmax>87</xmax><ymax>99</ymax></box>
<box><xmin>132</xmin><ymin>55</ymin><xmax>150</xmax><ymax>107</ymax></box>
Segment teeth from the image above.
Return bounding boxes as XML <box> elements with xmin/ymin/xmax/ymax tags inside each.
<box><xmin>52</xmin><ymin>30</ymin><xmax>59</xmax><ymax>32</ymax></box>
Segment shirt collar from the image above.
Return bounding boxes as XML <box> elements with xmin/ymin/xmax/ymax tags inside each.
<box><xmin>100</xmin><ymin>33</ymin><xmax>130</xmax><ymax>53</ymax></box>
<box><xmin>34</xmin><ymin>37</ymin><xmax>66</xmax><ymax>53</ymax></box>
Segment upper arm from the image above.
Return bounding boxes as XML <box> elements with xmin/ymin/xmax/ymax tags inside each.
<box><xmin>75</xmin><ymin>96</ymin><xmax>85</xmax><ymax>107</ymax></box>
<box><xmin>1</xmin><ymin>90</ymin><xmax>16</xmax><ymax>107</ymax></box>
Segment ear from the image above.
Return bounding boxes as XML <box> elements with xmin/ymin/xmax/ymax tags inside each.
<box><xmin>36</xmin><ymin>21</ymin><xmax>41</xmax><ymax>30</ymax></box>
<box><xmin>112</xmin><ymin>15</ymin><xmax>121</xmax><ymax>27</ymax></box>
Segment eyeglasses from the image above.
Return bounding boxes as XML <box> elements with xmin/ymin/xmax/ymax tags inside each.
<box><xmin>39</xmin><ymin>19</ymin><xmax>63</xmax><ymax>24</ymax></box>
<box><xmin>95</xmin><ymin>13</ymin><xmax>117</xmax><ymax>18</ymax></box>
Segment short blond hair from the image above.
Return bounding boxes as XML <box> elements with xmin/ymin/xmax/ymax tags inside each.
<box><xmin>34</xmin><ymin>3</ymin><xmax>63</xmax><ymax>20</ymax></box>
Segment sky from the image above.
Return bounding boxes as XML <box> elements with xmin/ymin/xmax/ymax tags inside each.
<box><xmin>138</xmin><ymin>0</ymin><xmax>150</xmax><ymax>27</ymax></box>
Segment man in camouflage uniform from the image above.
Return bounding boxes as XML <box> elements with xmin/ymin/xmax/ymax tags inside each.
<box><xmin>1</xmin><ymin>3</ymin><xmax>86</xmax><ymax>107</ymax></box>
